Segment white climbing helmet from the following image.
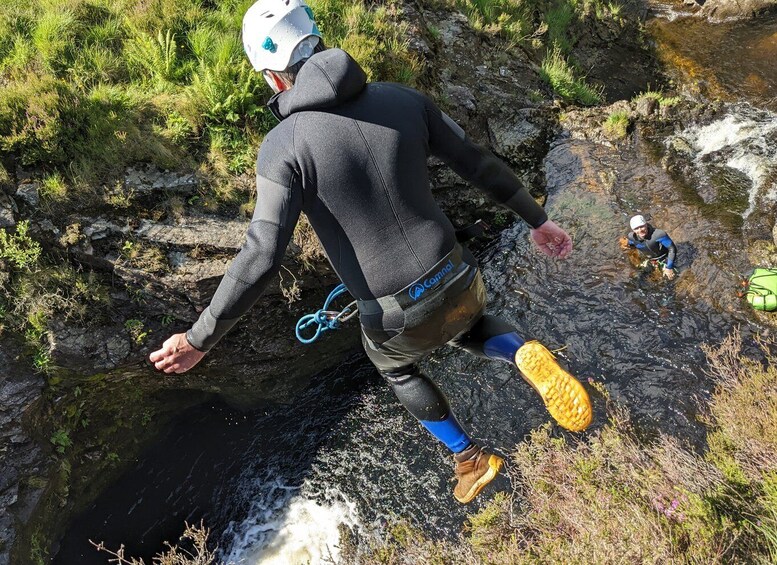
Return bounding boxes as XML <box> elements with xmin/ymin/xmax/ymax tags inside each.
<box><xmin>242</xmin><ymin>0</ymin><xmax>322</xmax><ymax>72</ymax></box>
<box><xmin>630</xmin><ymin>214</ymin><xmax>647</xmax><ymax>230</ymax></box>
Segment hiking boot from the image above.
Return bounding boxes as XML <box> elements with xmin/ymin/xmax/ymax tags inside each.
<box><xmin>453</xmin><ymin>446</ymin><xmax>504</xmax><ymax>504</ymax></box>
<box><xmin>514</xmin><ymin>340</ymin><xmax>592</xmax><ymax>432</ymax></box>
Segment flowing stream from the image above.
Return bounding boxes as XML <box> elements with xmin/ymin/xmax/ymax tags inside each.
<box><xmin>54</xmin><ymin>7</ymin><xmax>777</xmax><ymax>564</ymax></box>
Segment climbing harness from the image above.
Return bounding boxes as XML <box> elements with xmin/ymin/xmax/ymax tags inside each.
<box><xmin>743</xmin><ymin>268</ymin><xmax>777</xmax><ymax>311</ymax></box>
<box><xmin>641</xmin><ymin>257</ymin><xmax>667</xmax><ymax>269</ymax></box>
<box><xmin>294</xmin><ymin>220</ymin><xmax>488</xmax><ymax>344</ymax></box>
<box><xmin>295</xmin><ymin>284</ymin><xmax>358</xmax><ymax>343</ymax></box>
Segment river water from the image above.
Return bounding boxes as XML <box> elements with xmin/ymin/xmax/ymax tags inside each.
<box><xmin>54</xmin><ymin>8</ymin><xmax>777</xmax><ymax>565</ymax></box>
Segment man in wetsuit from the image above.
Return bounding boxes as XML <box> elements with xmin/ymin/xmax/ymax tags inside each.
<box><xmin>150</xmin><ymin>0</ymin><xmax>592</xmax><ymax>504</ymax></box>
<box><xmin>621</xmin><ymin>214</ymin><xmax>677</xmax><ymax>280</ymax></box>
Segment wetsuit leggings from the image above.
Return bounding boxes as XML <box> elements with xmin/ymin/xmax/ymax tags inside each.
<box><xmin>360</xmin><ymin>263</ymin><xmax>526</xmax><ymax>455</ymax></box>
<box><xmin>379</xmin><ymin>315</ymin><xmax>525</xmax><ymax>453</ymax></box>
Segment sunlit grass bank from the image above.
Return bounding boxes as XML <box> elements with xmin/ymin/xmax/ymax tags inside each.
<box><xmin>0</xmin><ymin>0</ymin><xmax>422</xmax><ymax>365</ymax></box>
<box><xmin>0</xmin><ymin>0</ymin><xmax>623</xmax><ymax>204</ymax></box>
<box><xmin>0</xmin><ymin>0</ymin><xmax>421</xmax><ymax>191</ymax></box>
<box><xmin>348</xmin><ymin>329</ymin><xmax>777</xmax><ymax>563</ymax></box>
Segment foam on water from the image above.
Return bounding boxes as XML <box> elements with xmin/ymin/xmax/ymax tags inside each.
<box><xmin>222</xmin><ymin>485</ymin><xmax>359</xmax><ymax>565</ymax></box>
<box><xmin>669</xmin><ymin>106</ymin><xmax>777</xmax><ymax>216</ymax></box>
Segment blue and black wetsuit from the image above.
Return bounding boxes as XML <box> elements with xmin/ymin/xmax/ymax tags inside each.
<box><xmin>185</xmin><ymin>49</ymin><xmax>548</xmax><ymax>455</ymax></box>
<box><xmin>627</xmin><ymin>225</ymin><xmax>676</xmax><ymax>269</ymax></box>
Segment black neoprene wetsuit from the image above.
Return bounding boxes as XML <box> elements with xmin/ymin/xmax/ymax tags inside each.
<box><xmin>186</xmin><ymin>48</ymin><xmax>547</xmax><ymax>352</ymax></box>
<box><xmin>627</xmin><ymin>225</ymin><xmax>676</xmax><ymax>269</ymax></box>
<box><xmin>185</xmin><ymin>49</ymin><xmax>551</xmax><ymax>455</ymax></box>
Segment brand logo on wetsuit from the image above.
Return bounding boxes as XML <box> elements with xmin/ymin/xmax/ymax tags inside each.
<box><xmin>408</xmin><ymin>259</ymin><xmax>455</xmax><ymax>301</ymax></box>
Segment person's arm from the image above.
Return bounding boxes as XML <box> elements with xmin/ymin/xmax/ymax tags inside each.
<box><xmin>150</xmin><ymin>142</ymin><xmax>303</xmax><ymax>373</ymax></box>
<box><xmin>185</xmin><ymin>174</ymin><xmax>303</xmax><ymax>352</ymax></box>
<box><xmin>656</xmin><ymin>231</ymin><xmax>676</xmax><ymax>279</ymax></box>
<box><xmin>422</xmin><ymin>96</ymin><xmax>570</xmax><ymax>258</ymax></box>
<box><xmin>657</xmin><ymin>233</ymin><xmax>676</xmax><ymax>269</ymax></box>
<box><xmin>423</xmin><ymin>99</ymin><xmax>547</xmax><ymax>228</ymax></box>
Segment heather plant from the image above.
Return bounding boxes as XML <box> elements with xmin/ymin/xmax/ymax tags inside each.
<box><xmin>0</xmin><ymin>221</ymin><xmax>110</xmax><ymax>370</ymax></box>
<box><xmin>344</xmin><ymin>329</ymin><xmax>777</xmax><ymax>563</ymax></box>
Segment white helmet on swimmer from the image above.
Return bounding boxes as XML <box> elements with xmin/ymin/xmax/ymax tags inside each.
<box><xmin>630</xmin><ymin>214</ymin><xmax>647</xmax><ymax>230</ymax></box>
<box><xmin>242</xmin><ymin>0</ymin><xmax>321</xmax><ymax>72</ymax></box>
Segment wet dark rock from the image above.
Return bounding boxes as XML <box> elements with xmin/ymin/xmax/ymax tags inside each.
<box><xmin>446</xmin><ymin>84</ymin><xmax>477</xmax><ymax>112</ymax></box>
<box><xmin>0</xmin><ymin>193</ymin><xmax>16</xmax><ymax>228</ymax></box>
<box><xmin>48</xmin><ymin>321</ymin><xmax>132</xmax><ymax>371</ymax></box>
<box><xmin>488</xmin><ymin>113</ymin><xmax>545</xmax><ymax>165</ymax></box>
<box><xmin>636</xmin><ymin>96</ymin><xmax>659</xmax><ymax>117</ymax></box>
<box><xmin>15</xmin><ymin>182</ymin><xmax>39</xmax><ymax>207</ymax></box>
<box><xmin>35</xmin><ymin>219</ymin><xmax>60</xmax><ymax>237</ymax></box>
<box><xmin>700</xmin><ymin>0</ymin><xmax>777</xmax><ymax>20</ymax></box>
<box><xmin>569</xmin><ymin>0</ymin><xmax>660</xmax><ymax>102</ymax></box>
<box><xmin>81</xmin><ymin>218</ymin><xmax>129</xmax><ymax>241</ymax></box>
<box><xmin>399</xmin><ymin>2</ymin><xmax>432</xmax><ymax>59</ymax></box>
<box><xmin>0</xmin><ymin>343</ymin><xmax>45</xmax><ymax>565</ymax></box>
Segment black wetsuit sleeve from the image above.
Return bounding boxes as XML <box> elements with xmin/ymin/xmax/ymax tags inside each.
<box><xmin>187</xmin><ymin>151</ymin><xmax>303</xmax><ymax>352</ymax></box>
<box><xmin>423</xmin><ymin>98</ymin><xmax>548</xmax><ymax>228</ymax></box>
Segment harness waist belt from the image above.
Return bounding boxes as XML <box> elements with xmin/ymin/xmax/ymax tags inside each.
<box><xmin>357</xmin><ymin>244</ymin><xmax>470</xmax><ymax>315</ymax></box>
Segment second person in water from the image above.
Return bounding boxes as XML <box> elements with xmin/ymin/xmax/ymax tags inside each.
<box><xmin>621</xmin><ymin>214</ymin><xmax>677</xmax><ymax>280</ymax></box>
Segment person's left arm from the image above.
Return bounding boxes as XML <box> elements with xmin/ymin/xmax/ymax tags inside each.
<box><xmin>657</xmin><ymin>232</ymin><xmax>676</xmax><ymax>269</ymax></box>
<box><xmin>656</xmin><ymin>230</ymin><xmax>677</xmax><ymax>279</ymax></box>
<box><xmin>420</xmin><ymin>93</ymin><xmax>570</xmax><ymax>258</ymax></box>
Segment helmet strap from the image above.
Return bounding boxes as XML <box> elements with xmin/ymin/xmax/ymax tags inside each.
<box><xmin>263</xmin><ymin>70</ymin><xmax>290</xmax><ymax>93</ymax></box>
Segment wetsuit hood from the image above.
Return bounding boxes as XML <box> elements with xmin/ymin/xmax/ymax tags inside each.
<box><xmin>267</xmin><ymin>48</ymin><xmax>367</xmax><ymax>120</ymax></box>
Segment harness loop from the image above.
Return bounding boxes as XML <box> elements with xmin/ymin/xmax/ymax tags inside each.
<box><xmin>295</xmin><ymin>284</ymin><xmax>357</xmax><ymax>343</ymax></box>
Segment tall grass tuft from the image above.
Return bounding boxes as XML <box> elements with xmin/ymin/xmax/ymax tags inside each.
<box><xmin>540</xmin><ymin>47</ymin><xmax>602</xmax><ymax>105</ymax></box>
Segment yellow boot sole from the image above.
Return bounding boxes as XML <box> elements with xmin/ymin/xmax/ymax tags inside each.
<box><xmin>514</xmin><ymin>341</ymin><xmax>592</xmax><ymax>432</ymax></box>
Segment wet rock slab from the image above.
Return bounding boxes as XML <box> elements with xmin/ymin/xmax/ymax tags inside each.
<box><xmin>0</xmin><ymin>345</ymin><xmax>45</xmax><ymax>565</ymax></box>
<box><xmin>135</xmin><ymin>217</ymin><xmax>248</xmax><ymax>250</ymax></box>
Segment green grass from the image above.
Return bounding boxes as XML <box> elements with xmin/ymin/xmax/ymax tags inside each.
<box><xmin>1</xmin><ymin>0</ymin><xmax>622</xmax><ymax>199</ymax></box>
<box><xmin>0</xmin><ymin>0</ymin><xmax>423</xmax><ymax>199</ymax></box>
<box><xmin>603</xmin><ymin>110</ymin><xmax>630</xmax><ymax>139</ymax></box>
<box><xmin>633</xmin><ymin>88</ymin><xmax>682</xmax><ymax>108</ymax></box>
<box><xmin>540</xmin><ymin>47</ymin><xmax>602</xmax><ymax>105</ymax></box>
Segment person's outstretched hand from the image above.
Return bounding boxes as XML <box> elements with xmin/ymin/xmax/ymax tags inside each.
<box><xmin>149</xmin><ymin>333</ymin><xmax>205</xmax><ymax>374</ymax></box>
<box><xmin>663</xmin><ymin>266</ymin><xmax>676</xmax><ymax>280</ymax></box>
<box><xmin>530</xmin><ymin>220</ymin><xmax>573</xmax><ymax>259</ymax></box>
